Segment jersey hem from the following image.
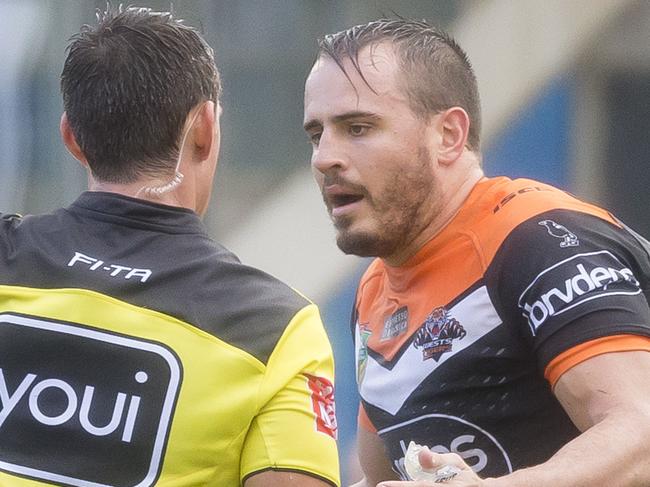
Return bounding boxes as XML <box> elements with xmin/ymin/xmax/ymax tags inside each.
<box><xmin>241</xmin><ymin>466</ymin><xmax>339</xmax><ymax>486</ymax></box>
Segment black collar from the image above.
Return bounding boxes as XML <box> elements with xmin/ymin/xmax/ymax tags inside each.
<box><xmin>68</xmin><ymin>191</ymin><xmax>207</xmax><ymax>236</ymax></box>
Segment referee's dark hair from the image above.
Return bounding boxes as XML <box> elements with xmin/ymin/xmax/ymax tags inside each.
<box><xmin>61</xmin><ymin>6</ymin><xmax>221</xmax><ymax>183</ymax></box>
<box><xmin>318</xmin><ymin>18</ymin><xmax>481</xmax><ymax>151</ymax></box>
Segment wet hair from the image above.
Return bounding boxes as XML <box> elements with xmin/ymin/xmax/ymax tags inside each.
<box><xmin>61</xmin><ymin>6</ymin><xmax>221</xmax><ymax>183</ymax></box>
<box><xmin>318</xmin><ymin>18</ymin><xmax>481</xmax><ymax>150</ymax></box>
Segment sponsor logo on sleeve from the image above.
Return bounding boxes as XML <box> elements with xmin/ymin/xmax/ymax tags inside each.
<box><xmin>305</xmin><ymin>374</ymin><xmax>337</xmax><ymax>439</ymax></box>
<box><xmin>413</xmin><ymin>307</ymin><xmax>466</xmax><ymax>362</ymax></box>
<box><xmin>518</xmin><ymin>251</ymin><xmax>641</xmax><ymax>334</ymax></box>
<box><xmin>0</xmin><ymin>313</ymin><xmax>181</xmax><ymax>487</ymax></box>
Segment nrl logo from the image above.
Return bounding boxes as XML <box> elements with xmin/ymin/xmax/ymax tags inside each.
<box><xmin>414</xmin><ymin>307</ymin><xmax>466</xmax><ymax>362</ymax></box>
<box><xmin>357</xmin><ymin>323</ymin><xmax>372</xmax><ymax>385</ymax></box>
<box><xmin>538</xmin><ymin>220</ymin><xmax>579</xmax><ymax>248</ymax></box>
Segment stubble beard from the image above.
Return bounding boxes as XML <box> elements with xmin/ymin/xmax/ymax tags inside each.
<box><xmin>334</xmin><ymin>146</ymin><xmax>439</xmax><ymax>259</ymax></box>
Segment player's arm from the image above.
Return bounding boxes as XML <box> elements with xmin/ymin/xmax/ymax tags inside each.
<box><xmin>516</xmin><ymin>349</ymin><xmax>650</xmax><ymax>485</ymax></box>
<box><xmin>377</xmin><ymin>349</ymin><xmax>650</xmax><ymax>486</ymax></box>
<box><xmin>355</xmin><ymin>424</ymin><xmax>400</xmax><ymax>486</ymax></box>
<box><xmin>245</xmin><ymin>470</ymin><xmax>335</xmax><ymax>486</ymax></box>
<box><xmin>485</xmin><ymin>349</ymin><xmax>650</xmax><ymax>486</ymax></box>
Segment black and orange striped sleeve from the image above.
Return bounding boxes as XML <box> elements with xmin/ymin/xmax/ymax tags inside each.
<box><xmin>486</xmin><ymin>207</ymin><xmax>650</xmax><ymax>376</ymax></box>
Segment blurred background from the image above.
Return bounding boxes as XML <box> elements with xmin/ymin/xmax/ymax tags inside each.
<box><xmin>1</xmin><ymin>0</ymin><xmax>649</xmax><ymax>483</ymax></box>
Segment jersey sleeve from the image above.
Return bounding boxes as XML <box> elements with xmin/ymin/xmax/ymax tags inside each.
<box><xmin>489</xmin><ymin>208</ymin><xmax>650</xmax><ymax>374</ymax></box>
<box><xmin>545</xmin><ymin>334</ymin><xmax>650</xmax><ymax>386</ymax></box>
<box><xmin>240</xmin><ymin>303</ymin><xmax>340</xmax><ymax>486</ymax></box>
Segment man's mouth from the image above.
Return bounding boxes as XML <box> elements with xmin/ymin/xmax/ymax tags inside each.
<box><xmin>329</xmin><ymin>193</ymin><xmax>364</xmax><ymax>210</ymax></box>
<box><xmin>322</xmin><ymin>178</ymin><xmax>368</xmax><ymax>218</ymax></box>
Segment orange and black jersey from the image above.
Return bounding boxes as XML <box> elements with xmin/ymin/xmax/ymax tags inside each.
<box><xmin>0</xmin><ymin>192</ymin><xmax>340</xmax><ymax>486</ymax></box>
<box><xmin>353</xmin><ymin>177</ymin><xmax>650</xmax><ymax>479</ymax></box>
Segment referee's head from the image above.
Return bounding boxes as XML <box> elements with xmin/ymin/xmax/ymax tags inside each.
<box><xmin>60</xmin><ymin>6</ymin><xmax>221</xmax><ymax>186</ymax></box>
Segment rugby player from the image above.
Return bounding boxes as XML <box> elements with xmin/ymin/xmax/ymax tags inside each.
<box><xmin>304</xmin><ymin>18</ymin><xmax>650</xmax><ymax>487</ymax></box>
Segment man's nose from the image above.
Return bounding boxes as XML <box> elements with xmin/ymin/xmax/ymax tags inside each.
<box><xmin>311</xmin><ymin>132</ymin><xmax>348</xmax><ymax>175</ymax></box>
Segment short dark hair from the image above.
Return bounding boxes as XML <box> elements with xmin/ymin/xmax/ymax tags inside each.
<box><xmin>61</xmin><ymin>6</ymin><xmax>221</xmax><ymax>183</ymax></box>
<box><xmin>318</xmin><ymin>19</ymin><xmax>481</xmax><ymax>150</ymax></box>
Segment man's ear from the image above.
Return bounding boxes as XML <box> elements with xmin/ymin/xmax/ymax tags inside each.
<box><xmin>436</xmin><ymin>107</ymin><xmax>470</xmax><ymax>166</ymax></box>
<box><xmin>60</xmin><ymin>112</ymin><xmax>88</xmax><ymax>166</ymax></box>
<box><xmin>191</xmin><ymin>101</ymin><xmax>216</xmax><ymax>162</ymax></box>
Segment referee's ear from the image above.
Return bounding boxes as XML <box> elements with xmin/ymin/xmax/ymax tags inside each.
<box><xmin>190</xmin><ymin>101</ymin><xmax>216</xmax><ymax>163</ymax></box>
<box><xmin>60</xmin><ymin>112</ymin><xmax>89</xmax><ymax>167</ymax></box>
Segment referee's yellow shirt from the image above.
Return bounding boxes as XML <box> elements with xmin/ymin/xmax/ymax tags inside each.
<box><xmin>0</xmin><ymin>192</ymin><xmax>340</xmax><ymax>486</ymax></box>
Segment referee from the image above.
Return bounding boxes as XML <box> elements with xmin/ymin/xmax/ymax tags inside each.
<box><xmin>0</xmin><ymin>6</ymin><xmax>339</xmax><ymax>487</ymax></box>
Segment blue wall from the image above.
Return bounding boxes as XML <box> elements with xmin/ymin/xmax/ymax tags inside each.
<box><xmin>484</xmin><ymin>76</ymin><xmax>573</xmax><ymax>188</ymax></box>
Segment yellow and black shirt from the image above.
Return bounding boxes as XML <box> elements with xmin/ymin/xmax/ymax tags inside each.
<box><xmin>0</xmin><ymin>191</ymin><xmax>340</xmax><ymax>487</ymax></box>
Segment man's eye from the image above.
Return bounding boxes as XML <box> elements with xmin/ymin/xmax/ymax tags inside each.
<box><xmin>349</xmin><ymin>125</ymin><xmax>368</xmax><ymax>136</ymax></box>
<box><xmin>309</xmin><ymin>132</ymin><xmax>322</xmax><ymax>145</ymax></box>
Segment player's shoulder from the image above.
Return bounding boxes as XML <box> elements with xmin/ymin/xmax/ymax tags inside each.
<box><xmin>470</xmin><ymin>177</ymin><xmax>618</xmax><ymax>261</ymax></box>
<box><xmin>485</xmin><ymin>177</ymin><xmax>605</xmax><ymax>218</ymax></box>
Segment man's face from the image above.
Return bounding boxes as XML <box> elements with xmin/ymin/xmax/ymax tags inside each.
<box><xmin>303</xmin><ymin>43</ymin><xmax>442</xmax><ymax>261</ymax></box>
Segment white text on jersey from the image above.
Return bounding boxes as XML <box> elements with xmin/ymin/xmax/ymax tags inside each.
<box><xmin>68</xmin><ymin>251</ymin><xmax>152</xmax><ymax>283</ymax></box>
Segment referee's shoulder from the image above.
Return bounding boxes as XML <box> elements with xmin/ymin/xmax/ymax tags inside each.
<box><xmin>198</xmin><ymin>245</ymin><xmax>315</xmax><ymax>364</ymax></box>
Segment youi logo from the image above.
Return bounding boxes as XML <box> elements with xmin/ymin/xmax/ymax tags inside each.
<box><xmin>0</xmin><ymin>368</ymin><xmax>147</xmax><ymax>442</ymax></box>
<box><xmin>0</xmin><ymin>314</ymin><xmax>182</xmax><ymax>487</ymax></box>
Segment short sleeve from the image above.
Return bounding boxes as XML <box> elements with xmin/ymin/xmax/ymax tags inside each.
<box><xmin>240</xmin><ymin>303</ymin><xmax>340</xmax><ymax>486</ymax></box>
<box><xmin>488</xmin><ymin>208</ymin><xmax>650</xmax><ymax>372</ymax></box>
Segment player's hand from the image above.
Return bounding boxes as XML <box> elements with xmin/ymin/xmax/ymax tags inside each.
<box><xmin>377</xmin><ymin>447</ymin><xmax>485</xmax><ymax>486</ymax></box>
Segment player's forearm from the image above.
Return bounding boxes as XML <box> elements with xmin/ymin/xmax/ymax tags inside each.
<box><xmin>484</xmin><ymin>407</ymin><xmax>650</xmax><ymax>487</ymax></box>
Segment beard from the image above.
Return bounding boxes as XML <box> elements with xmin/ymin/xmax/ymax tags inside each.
<box><xmin>331</xmin><ymin>146</ymin><xmax>440</xmax><ymax>259</ymax></box>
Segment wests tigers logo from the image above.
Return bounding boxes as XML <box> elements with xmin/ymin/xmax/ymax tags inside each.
<box><xmin>414</xmin><ymin>307</ymin><xmax>466</xmax><ymax>361</ymax></box>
